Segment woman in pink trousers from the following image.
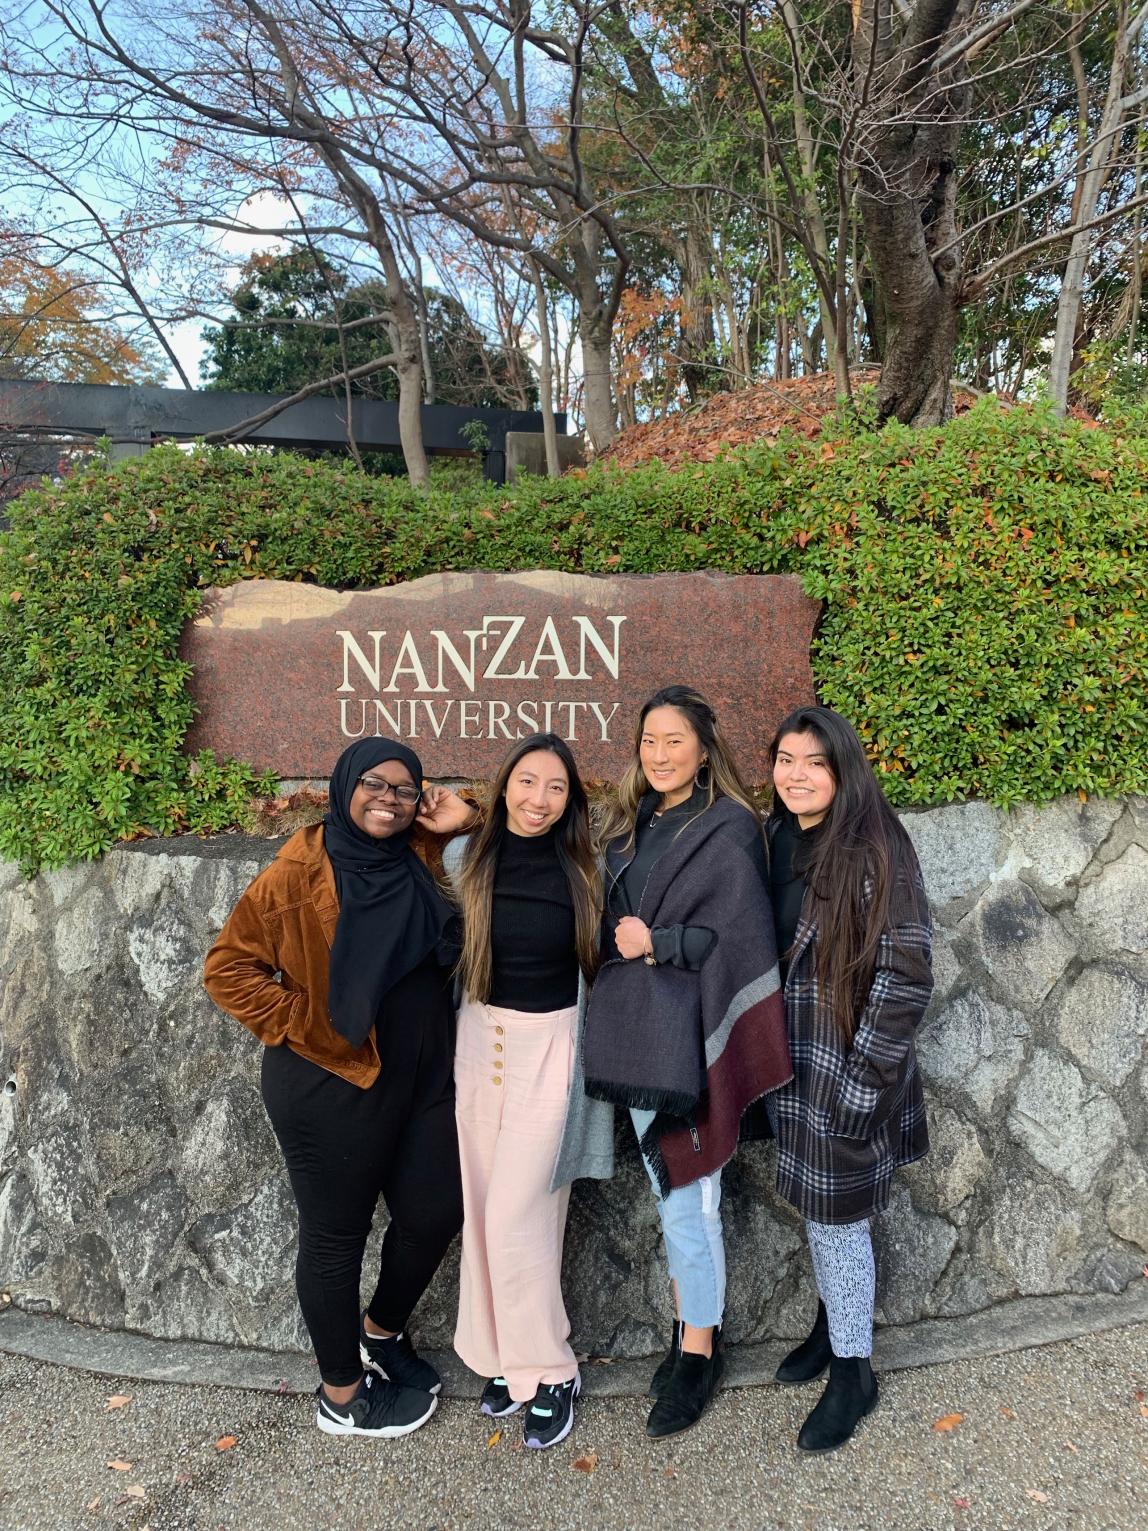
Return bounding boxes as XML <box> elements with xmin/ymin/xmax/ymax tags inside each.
<box><xmin>443</xmin><ymin>733</ymin><xmax>602</xmax><ymax>1449</ymax></box>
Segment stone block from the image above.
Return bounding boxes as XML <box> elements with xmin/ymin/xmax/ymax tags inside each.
<box><xmin>188</xmin><ymin>1178</ymin><xmax>296</xmax><ymax>1306</ymax></box>
<box><xmin>179</xmin><ymin>1083</ymin><xmax>278</xmax><ymax>1213</ymax></box>
<box><xmin>874</xmin><ymin>1184</ymin><xmax>959</xmax><ymax>1323</ymax></box>
<box><xmin>981</xmin><ymin>1177</ymin><xmax>1086</xmax><ymax>1296</ymax></box>
<box><xmin>1074</xmin><ymin>845</ymin><xmax>1148</xmax><ymax>955</ymax></box>
<box><xmin>916</xmin><ymin>991</ymin><xmax>1029</xmax><ymax>1115</ymax></box>
<box><xmin>1007</xmin><ymin>1049</ymin><xmax>1125</xmax><ymax>1194</ymax></box>
<box><xmin>902</xmin><ymin>1105</ymin><xmax>987</xmax><ymax>1214</ymax></box>
<box><xmin>505</xmin><ymin>430</ymin><xmax>585</xmax><ymax>481</ymax></box>
<box><xmin>25</xmin><ymin>1127</ymin><xmax>98</xmax><ymax>1230</ymax></box>
<box><xmin>106</xmin><ymin>1172</ymin><xmax>189</xmax><ymax>1292</ymax></box>
<box><xmin>959</xmin><ymin>882</ymin><xmax>1074</xmax><ymax>1010</ymax></box>
<box><xmin>1106</xmin><ymin>1151</ymin><xmax>1148</xmax><ymax>1253</ymax></box>
<box><xmin>53</xmin><ymin>885</ymin><xmax>114</xmax><ymax>977</ymax></box>
<box><xmin>899</xmin><ymin>802</ymin><xmax>1004</xmax><ymax>916</ymax></box>
<box><xmin>1055</xmin><ymin>963</ymin><xmax>1148</xmax><ymax>1089</ymax></box>
<box><xmin>1009</xmin><ymin>795</ymin><xmax>1123</xmax><ymax>898</ymax></box>
<box><xmin>128</xmin><ymin>909</ymin><xmax>201</xmax><ymax>1003</ymax></box>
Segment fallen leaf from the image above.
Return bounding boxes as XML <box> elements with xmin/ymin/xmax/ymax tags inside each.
<box><xmin>571</xmin><ymin>1450</ymin><xmax>599</xmax><ymax>1473</ymax></box>
<box><xmin>105</xmin><ymin>1394</ymin><xmax>133</xmax><ymax>1410</ymax></box>
<box><xmin>999</xmin><ymin>1405</ymin><xmax>1017</xmax><ymax>1419</ymax></box>
<box><xmin>1139</xmin><ymin>1403</ymin><xmax>1148</xmax><ymax>1419</ymax></box>
<box><xmin>508</xmin><ymin>1438</ymin><xmax>523</xmax><ymax>1453</ymax></box>
<box><xmin>664</xmin><ymin>1465</ymin><xmax>677</xmax><ymax>1478</ymax></box>
<box><xmin>486</xmin><ymin>1428</ymin><xmax>502</xmax><ymax>1449</ymax></box>
<box><xmin>1025</xmin><ymin>1489</ymin><xmax>1049</xmax><ymax>1503</ymax></box>
<box><xmin>124</xmin><ymin>1485</ymin><xmax>147</xmax><ymax>1500</ymax></box>
<box><xmin>175</xmin><ymin>1473</ymin><xmax>193</xmax><ymax>1484</ymax></box>
<box><xmin>86</xmin><ymin>1498</ymin><xmax>100</xmax><ymax>1512</ymax></box>
<box><xmin>932</xmin><ymin>1412</ymin><xmax>964</xmax><ymax>1432</ymax></box>
<box><xmin>1135</xmin><ymin>1389</ymin><xmax>1146</xmax><ymax>1402</ymax></box>
<box><xmin>1064</xmin><ymin>1440</ymin><xmax>1079</xmax><ymax>1453</ymax></box>
<box><xmin>214</xmin><ymin>1435</ymin><xmax>237</xmax><ymax>1451</ymax></box>
<box><xmin>591</xmin><ymin>1356</ymin><xmax>615</xmax><ymax>1365</ymax></box>
<box><xmin>106</xmin><ymin>1460</ymin><xmax>133</xmax><ymax>1472</ymax></box>
<box><xmin>952</xmin><ymin>1497</ymin><xmax>971</xmax><ymax>1510</ymax></box>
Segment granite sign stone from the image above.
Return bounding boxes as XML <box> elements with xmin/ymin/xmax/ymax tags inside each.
<box><xmin>181</xmin><ymin>571</ymin><xmax>819</xmax><ymax>780</ymax></box>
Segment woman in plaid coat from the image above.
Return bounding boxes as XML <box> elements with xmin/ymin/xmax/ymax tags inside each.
<box><xmin>765</xmin><ymin>706</ymin><xmax>933</xmax><ymax>1454</ymax></box>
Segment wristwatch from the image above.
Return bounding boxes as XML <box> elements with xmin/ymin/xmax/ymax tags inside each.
<box><xmin>644</xmin><ymin>949</ymin><xmax>656</xmax><ymax>966</ymax></box>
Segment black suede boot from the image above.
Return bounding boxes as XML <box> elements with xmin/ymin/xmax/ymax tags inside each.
<box><xmin>648</xmin><ymin>1320</ymin><xmax>684</xmax><ymax>1398</ymax></box>
<box><xmin>796</xmin><ymin>1354</ymin><xmax>879</xmax><ymax>1453</ymax></box>
<box><xmin>645</xmin><ymin>1338</ymin><xmax>725</xmax><ymax>1438</ymax></box>
<box><xmin>775</xmin><ymin>1301</ymin><xmax>831</xmax><ymax>1385</ymax></box>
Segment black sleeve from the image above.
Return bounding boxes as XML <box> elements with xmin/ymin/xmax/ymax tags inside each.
<box><xmin>649</xmin><ymin>923</ymin><xmax>718</xmax><ymax>970</ymax></box>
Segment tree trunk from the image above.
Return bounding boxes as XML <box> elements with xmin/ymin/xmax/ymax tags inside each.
<box><xmin>1049</xmin><ymin>1</ymin><xmax>1142</xmax><ymax>412</ymax></box>
<box><xmin>678</xmin><ymin>220</ymin><xmax>719</xmax><ymax>401</ymax></box>
<box><xmin>529</xmin><ymin>259</ymin><xmax>561</xmax><ymax>477</ymax></box>
<box><xmin>851</xmin><ymin>0</ymin><xmax>968</xmax><ymax>427</ymax></box>
<box><xmin>580</xmin><ymin>312</ymin><xmax>616</xmax><ymax>453</ymax></box>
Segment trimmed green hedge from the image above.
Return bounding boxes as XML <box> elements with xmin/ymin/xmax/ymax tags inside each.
<box><xmin>1</xmin><ymin>399</ymin><xmax>1145</xmax><ymax>871</ymax></box>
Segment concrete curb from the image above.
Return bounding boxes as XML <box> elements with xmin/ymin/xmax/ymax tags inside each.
<box><xmin>3</xmin><ymin>1282</ymin><xmax>1147</xmax><ymax>1399</ymax></box>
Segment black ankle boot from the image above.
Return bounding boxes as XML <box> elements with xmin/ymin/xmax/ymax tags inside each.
<box><xmin>775</xmin><ymin>1301</ymin><xmax>831</xmax><ymax>1385</ymax></box>
<box><xmin>646</xmin><ymin>1338</ymin><xmax>725</xmax><ymax>1438</ymax></box>
<box><xmin>648</xmin><ymin>1320</ymin><xmax>683</xmax><ymax>1398</ymax></box>
<box><xmin>796</xmin><ymin>1354</ymin><xmax>879</xmax><ymax>1453</ymax></box>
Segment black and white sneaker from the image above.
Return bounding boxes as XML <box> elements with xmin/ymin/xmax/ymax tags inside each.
<box><xmin>480</xmin><ymin>1376</ymin><xmax>523</xmax><ymax>1418</ymax></box>
<box><xmin>360</xmin><ymin>1319</ymin><xmax>442</xmax><ymax>1395</ymax></box>
<box><xmin>315</xmin><ymin>1372</ymin><xmax>437</xmax><ymax>1438</ymax></box>
<box><xmin>522</xmin><ymin>1374</ymin><xmax>580</xmax><ymax>1450</ymax></box>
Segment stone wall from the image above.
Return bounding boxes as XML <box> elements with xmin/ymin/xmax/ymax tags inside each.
<box><xmin>1</xmin><ymin>796</ymin><xmax>1146</xmax><ymax>1359</ymax></box>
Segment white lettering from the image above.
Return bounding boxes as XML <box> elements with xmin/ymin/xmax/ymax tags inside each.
<box><xmin>515</xmin><ymin>699</ymin><xmax>540</xmax><ymax>736</ymax></box>
<box><xmin>372</xmin><ymin>699</ymin><xmax>404</xmax><ymax>736</ymax></box>
<box><xmin>481</xmin><ymin>616</ymin><xmax>528</xmax><ymax>680</ymax></box>
<box><xmin>487</xmin><ymin>700</ymin><xmax>513</xmax><ymax>739</ymax></box>
<box><xmin>422</xmin><ymin>700</ymin><xmax>454</xmax><ymax>738</ymax></box>
<box><xmin>431</xmin><ymin>629</ymin><xmax>483</xmax><ymax>691</ymax></box>
<box><xmin>337</xmin><ymin>630</ymin><xmax>385</xmax><ymax>692</ymax></box>
<box><xmin>384</xmin><ymin>630</ymin><xmax>432</xmax><ymax>693</ymax></box>
<box><xmin>459</xmin><ymin>700</ymin><xmax>482</xmax><ymax>739</ymax></box>
<box><xmin>340</xmin><ymin>698</ymin><xmax>368</xmax><ymax>737</ymax></box>
<box><xmin>573</xmin><ymin>616</ymin><xmax>626</xmax><ymax>680</ymax></box>
<box><xmin>525</xmin><ymin>616</ymin><xmax>575</xmax><ymax>680</ymax></box>
<box><xmin>588</xmin><ymin>701</ymin><xmax>621</xmax><ymax>740</ymax></box>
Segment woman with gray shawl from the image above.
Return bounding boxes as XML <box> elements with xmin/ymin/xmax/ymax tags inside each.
<box><xmin>577</xmin><ymin>686</ymin><xmax>792</xmax><ymax>1438</ymax></box>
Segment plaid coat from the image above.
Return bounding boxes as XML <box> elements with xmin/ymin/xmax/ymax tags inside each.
<box><xmin>773</xmin><ymin>855</ymin><xmax>933</xmax><ymax>1225</ymax></box>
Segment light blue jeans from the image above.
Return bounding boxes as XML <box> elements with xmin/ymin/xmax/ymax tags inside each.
<box><xmin>630</xmin><ymin>1108</ymin><xmax>725</xmax><ymax>1328</ymax></box>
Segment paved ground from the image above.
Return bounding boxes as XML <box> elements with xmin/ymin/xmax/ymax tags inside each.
<box><xmin>1</xmin><ymin>1323</ymin><xmax>1146</xmax><ymax>1531</ymax></box>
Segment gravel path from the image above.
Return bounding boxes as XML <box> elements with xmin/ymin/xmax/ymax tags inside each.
<box><xmin>2</xmin><ymin>1322</ymin><xmax>1146</xmax><ymax>1531</ymax></box>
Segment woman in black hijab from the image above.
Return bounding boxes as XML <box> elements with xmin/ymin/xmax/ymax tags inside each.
<box><xmin>205</xmin><ymin>739</ymin><xmax>477</xmax><ymax>1441</ymax></box>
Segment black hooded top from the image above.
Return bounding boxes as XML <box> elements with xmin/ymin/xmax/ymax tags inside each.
<box><xmin>323</xmin><ymin>739</ymin><xmax>454</xmax><ymax>1048</ymax></box>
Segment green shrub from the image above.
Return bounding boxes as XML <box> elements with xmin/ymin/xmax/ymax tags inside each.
<box><xmin>1</xmin><ymin>398</ymin><xmax>1145</xmax><ymax>871</ymax></box>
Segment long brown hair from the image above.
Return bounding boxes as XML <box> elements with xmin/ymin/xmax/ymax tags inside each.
<box><xmin>768</xmin><ymin>705</ymin><xmax>921</xmax><ymax>1041</ymax></box>
<box><xmin>456</xmin><ymin>734</ymin><xmax>601</xmax><ymax>1001</ymax></box>
<box><xmin>595</xmin><ymin>684</ymin><xmax>761</xmax><ymax>852</ymax></box>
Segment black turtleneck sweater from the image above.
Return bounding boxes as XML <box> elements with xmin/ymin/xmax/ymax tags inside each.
<box><xmin>768</xmin><ymin>809</ymin><xmax>822</xmax><ymax>980</ymax></box>
<box><xmin>489</xmin><ymin>828</ymin><xmax>579</xmax><ymax>1011</ymax></box>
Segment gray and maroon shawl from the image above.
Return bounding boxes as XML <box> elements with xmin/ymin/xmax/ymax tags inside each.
<box><xmin>582</xmin><ymin>795</ymin><xmax>792</xmax><ymax>1191</ymax></box>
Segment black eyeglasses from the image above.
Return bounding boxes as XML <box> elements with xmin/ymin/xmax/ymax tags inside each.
<box><xmin>355</xmin><ymin>774</ymin><xmax>422</xmax><ymax>805</ymax></box>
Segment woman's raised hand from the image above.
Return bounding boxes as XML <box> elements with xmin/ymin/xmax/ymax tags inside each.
<box><xmin>416</xmin><ymin>785</ymin><xmax>480</xmax><ymax>836</ymax></box>
<box><xmin>615</xmin><ymin>916</ymin><xmax>654</xmax><ymax>961</ymax></box>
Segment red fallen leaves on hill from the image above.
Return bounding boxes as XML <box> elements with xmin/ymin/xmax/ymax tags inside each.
<box><xmin>598</xmin><ymin>371</ymin><xmax>995</xmax><ymax>472</ymax></box>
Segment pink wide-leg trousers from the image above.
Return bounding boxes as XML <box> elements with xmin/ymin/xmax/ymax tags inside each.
<box><xmin>453</xmin><ymin>996</ymin><xmax>579</xmax><ymax>1403</ymax></box>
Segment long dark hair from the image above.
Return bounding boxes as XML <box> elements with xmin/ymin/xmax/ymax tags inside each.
<box><xmin>457</xmin><ymin>733</ymin><xmax>601</xmax><ymax>1001</ymax></box>
<box><xmin>768</xmin><ymin>705</ymin><xmax>919</xmax><ymax>1041</ymax></box>
<box><xmin>596</xmin><ymin>684</ymin><xmax>759</xmax><ymax>851</ymax></box>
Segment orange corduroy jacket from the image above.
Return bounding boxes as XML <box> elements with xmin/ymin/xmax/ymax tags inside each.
<box><xmin>203</xmin><ymin>821</ymin><xmax>457</xmax><ymax>1088</ymax></box>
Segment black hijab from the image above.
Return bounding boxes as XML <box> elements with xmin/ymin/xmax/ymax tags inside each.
<box><xmin>324</xmin><ymin>739</ymin><xmax>453</xmax><ymax>1048</ymax></box>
